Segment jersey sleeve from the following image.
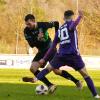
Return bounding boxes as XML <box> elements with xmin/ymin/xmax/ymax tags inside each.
<box><xmin>24</xmin><ymin>29</ymin><xmax>35</xmax><ymax>48</ymax></box>
<box><xmin>43</xmin><ymin>31</ymin><xmax>59</xmax><ymax>61</ymax></box>
<box><xmin>42</xmin><ymin>21</ymin><xmax>59</xmax><ymax>32</ymax></box>
<box><xmin>69</xmin><ymin>16</ymin><xmax>82</xmax><ymax>30</ymax></box>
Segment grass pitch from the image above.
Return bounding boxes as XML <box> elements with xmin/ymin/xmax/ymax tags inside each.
<box><xmin>0</xmin><ymin>69</ymin><xmax>100</xmax><ymax>100</ymax></box>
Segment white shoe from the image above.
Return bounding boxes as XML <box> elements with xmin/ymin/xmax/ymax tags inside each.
<box><xmin>94</xmin><ymin>94</ymin><xmax>100</xmax><ymax>99</ymax></box>
<box><xmin>48</xmin><ymin>84</ymin><xmax>57</xmax><ymax>94</ymax></box>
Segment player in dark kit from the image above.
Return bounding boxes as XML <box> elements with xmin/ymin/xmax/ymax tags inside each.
<box><xmin>32</xmin><ymin>10</ymin><xmax>100</xmax><ymax>98</ymax></box>
<box><xmin>23</xmin><ymin>14</ymin><xmax>82</xmax><ymax>93</ymax></box>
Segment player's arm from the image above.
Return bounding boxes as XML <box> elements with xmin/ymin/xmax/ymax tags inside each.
<box><xmin>43</xmin><ymin>32</ymin><xmax>59</xmax><ymax>61</ymax></box>
<box><xmin>69</xmin><ymin>10</ymin><xmax>83</xmax><ymax>30</ymax></box>
<box><xmin>39</xmin><ymin>32</ymin><xmax>59</xmax><ymax>64</ymax></box>
<box><xmin>24</xmin><ymin>30</ymin><xmax>35</xmax><ymax>48</ymax></box>
<box><xmin>43</xmin><ymin>21</ymin><xmax>59</xmax><ymax>32</ymax></box>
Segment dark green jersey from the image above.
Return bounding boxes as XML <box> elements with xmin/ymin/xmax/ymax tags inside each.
<box><xmin>24</xmin><ymin>21</ymin><xmax>59</xmax><ymax>52</ymax></box>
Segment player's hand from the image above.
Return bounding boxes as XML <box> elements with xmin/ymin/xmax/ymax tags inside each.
<box><xmin>38</xmin><ymin>32</ymin><xmax>44</xmax><ymax>40</ymax></box>
<box><xmin>39</xmin><ymin>59</ymin><xmax>45</xmax><ymax>65</ymax></box>
<box><xmin>78</xmin><ymin>10</ymin><xmax>83</xmax><ymax>18</ymax></box>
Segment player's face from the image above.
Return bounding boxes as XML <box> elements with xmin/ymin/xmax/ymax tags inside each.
<box><xmin>25</xmin><ymin>19</ymin><xmax>36</xmax><ymax>29</ymax></box>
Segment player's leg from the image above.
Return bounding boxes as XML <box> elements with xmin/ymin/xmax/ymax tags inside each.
<box><xmin>36</xmin><ymin>65</ymin><xmax>53</xmax><ymax>80</ymax></box>
<box><xmin>53</xmin><ymin>69</ymin><xmax>83</xmax><ymax>89</ymax></box>
<box><xmin>23</xmin><ymin>52</ymin><xmax>53</xmax><ymax>87</ymax></box>
<box><xmin>23</xmin><ymin>62</ymin><xmax>53</xmax><ymax>87</ymax></box>
<box><xmin>34</xmin><ymin>65</ymin><xmax>57</xmax><ymax>93</ymax></box>
<box><xmin>78</xmin><ymin>67</ymin><xmax>100</xmax><ymax>98</ymax></box>
<box><xmin>36</xmin><ymin>53</ymin><xmax>81</xmax><ymax>86</ymax></box>
<box><xmin>72</xmin><ymin>54</ymin><xmax>99</xmax><ymax>98</ymax></box>
<box><xmin>48</xmin><ymin>53</ymin><xmax>81</xmax><ymax>88</ymax></box>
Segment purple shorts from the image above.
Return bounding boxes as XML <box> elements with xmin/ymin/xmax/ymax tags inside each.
<box><xmin>50</xmin><ymin>53</ymin><xmax>85</xmax><ymax>71</ymax></box>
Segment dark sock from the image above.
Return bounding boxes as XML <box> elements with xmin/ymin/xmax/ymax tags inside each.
<box><xmin>60</xmin><ymin>70</ymin><xmax>79</xmax><ymax>84</ymax></box>
<box><xmin>36</xmin><ymin>69</ymin><xmax>49</xmax><ymax>80</ymax></box>
<box><xmin>85</xmin><ymin>76</ymin><xmax>97</xmax><ymax>96</ymax></box>
<box><xmin>37</xmin><ymin>69</ymin><xmax>49</xmax><ymax>80</ymax></box>
<box><xmin>34</xmin><ymin>70</ymin><xmax>52</xmax><ymax>87</ymax></box>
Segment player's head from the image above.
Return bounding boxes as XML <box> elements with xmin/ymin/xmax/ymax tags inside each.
<box><xmin>64</xmin><ymin>10</ymin><xmax>74</xmax><ymax>22</ymax></box>
<box><xmin>25</xmin><ymin>14</ymin><xmax>36</xmax><ymax>29</ymax></box>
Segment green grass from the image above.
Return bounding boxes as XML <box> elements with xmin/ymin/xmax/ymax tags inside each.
<box><xmin>0</xmin><ymin>69</ymin><xmax>100</xmax><ymax>100</ymax></box>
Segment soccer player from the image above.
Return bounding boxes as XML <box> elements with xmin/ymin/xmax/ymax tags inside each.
<box><xmin>23</xmin><ymin>14</ymin><xmax>82</xmax><ymax>93</ymax></box>
<box><xmin>32</xmin><ymin>10</ymin><xmax>100</xmax><ymax>98</ymax></box>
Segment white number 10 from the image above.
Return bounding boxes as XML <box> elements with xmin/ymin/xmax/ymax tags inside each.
<box><xmin>58</xmin><ymin>28</ymin><xmax>69</xmax><ymax>41</ymax></box>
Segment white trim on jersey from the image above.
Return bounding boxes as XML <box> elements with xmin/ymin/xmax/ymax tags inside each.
<box><xmin>74</xmin><ymin>30</ymin><xmax>79</xmax><ymax>54</ymax></box>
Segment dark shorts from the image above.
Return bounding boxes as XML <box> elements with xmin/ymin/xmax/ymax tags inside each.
<box><xmin>50</xmin><ymin>53</ymin><xmax>85</xmax><ymax>71</ymax></box>
<box><xmin>32</xmin><ymin>49</ymin><xmax>56</xmax><ymax>68</ymax></box>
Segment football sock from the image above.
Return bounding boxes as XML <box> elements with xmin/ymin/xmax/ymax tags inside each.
<box><xmin>84</xmin><ymin>76</ymin><xmax>97</xmax><ymax>96</ymax></box>
<box><xmin>36</xmin><ymin>69</ymin><xmax>49</xmax><ymax>80</ymax></box>
<box><xmin>60</xmin><ymin>70</ymin><xmax>79</xmax><ymax>84</ymax></box>
<box><xmin>34</xmin><ymin>70</ymin><xmax>52</xmax><ymax>87</ymax></box>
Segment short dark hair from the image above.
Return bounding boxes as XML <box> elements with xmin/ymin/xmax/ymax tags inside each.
<box><xmin>64</xmin><ymin>10</ymin><xmax>74</xmax><ymax>17</ymax></box>
<box><xmin>25</xmin><ymin>14</ymin><xmax>35</xmax><ymax>21</ymax></box>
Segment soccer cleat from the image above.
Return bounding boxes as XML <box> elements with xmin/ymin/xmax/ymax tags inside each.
<box><xmin>94</xmin><ymin>94</ymin><xmax>100</xmax><ymax>99</ymax></box>
<box><xmin>22</xmin><ymin>77</ymin><xmax>35</xmax><ymax>83</ymax></box>
<box><xmin>76</xmin><ymin>80</ymin><xmax>83</xmax><ymax>90</ymax></box>
<box><xmin>48</xmin><ymin>84</ymin><xmax>57</xmax><ymax>94</ymax></box>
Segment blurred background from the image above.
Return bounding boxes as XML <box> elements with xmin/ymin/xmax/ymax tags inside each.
<box><xmin>0</xmin><ymin>0</ymin><xmax>100</xmax><ymax>55</ymax></box>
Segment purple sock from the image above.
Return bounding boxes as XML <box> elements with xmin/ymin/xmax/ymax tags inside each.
<box><xmin>85</xmin><ymin>76</ymin><xmax>97</xmax><ymax>96</ymax></box>
<box><xmin>36</xmin><ymin>69</ymin><xmax>49</xmax><ymax>80</ymax></box>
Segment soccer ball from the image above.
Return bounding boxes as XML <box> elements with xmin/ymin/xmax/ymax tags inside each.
<box><xmin>35</xmin><ymin>85</ymin><xmax>48</xmax><ymax>95</ymax></box>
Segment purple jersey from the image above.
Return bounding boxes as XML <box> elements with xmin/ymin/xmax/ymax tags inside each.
<box><xmin>43</xmin><ymin>16</ymin><xmax>82</xmax><ymax>61</ymax></box>
<box><xmin>58</xmin><ymin>21</ymin><xmax>79</xmax><ymax>55</ymax></box>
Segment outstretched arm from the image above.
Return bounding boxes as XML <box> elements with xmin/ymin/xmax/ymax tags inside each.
<box><xmin>69</xmin><ymin>10</ymin><xmax>83</xmax><ymax>30</ymax></box>
<box><xmin>42</xmin><ymin>21</ymin><xmax>59</xmax><ymax>32</ymax></box>
<box><xmin>39</xmin><ymin>32</ymin><xmax>59</xmax><ymax>64</ymax></box>
<box><xmin>43</xmin><ymin>32</ymin><xmax>59</xmax><ymax>61</ymax></box>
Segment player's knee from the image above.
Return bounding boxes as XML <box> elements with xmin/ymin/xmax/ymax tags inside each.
<box><xmin>53</xmin><ymin>69</ymin><xmax>61</xmax><ymax>75</ymax></box>
<box><xmin>30</xmin><ymin>65</ymin><xmax>35</xmax><ymax>73</ymax></box>
<box><xmin>83</xmin><ymin>73</ymin><xmax>90</xmax><ymax>78</ymax></box>
<box><xmin>79</xmin><ymin>67</ymin><xmax>89</xmax><ymax>78</ymax></box>
<box><xmin>30</xmin><ymin>62</ymin><xmax>39</xmax><ymax>73</ymax></box>
<box><xmin>54</xmin><ymin>71</ymin><xmax>59</xmax><ymax>75</ymax></box>
<box><xmin>46</xmin><ymin>66</ymin><xmax>53</xmax><ymax>72</ymax></box>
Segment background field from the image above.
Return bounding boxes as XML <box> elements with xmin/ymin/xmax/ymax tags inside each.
<box><xmin>0</xmin><ymin>69</ymin><xmax>100</xmax><ymax>100</ymax></box>
<box><xmin>0</xmin><ymin>0</ymin><xmax>100</xmax><ymax>55</ymax></box>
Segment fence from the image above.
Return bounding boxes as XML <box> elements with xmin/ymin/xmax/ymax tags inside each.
<box><xmin>0</xmin><ymin>54</ymin><xmax>100</xmax><ymax>70</ymax></box>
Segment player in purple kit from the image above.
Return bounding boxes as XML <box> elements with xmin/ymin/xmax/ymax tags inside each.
<box><xmin>31</xmin><ymin>10</ymin><xmax>100</xmax><ymax>98</ymax></box>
